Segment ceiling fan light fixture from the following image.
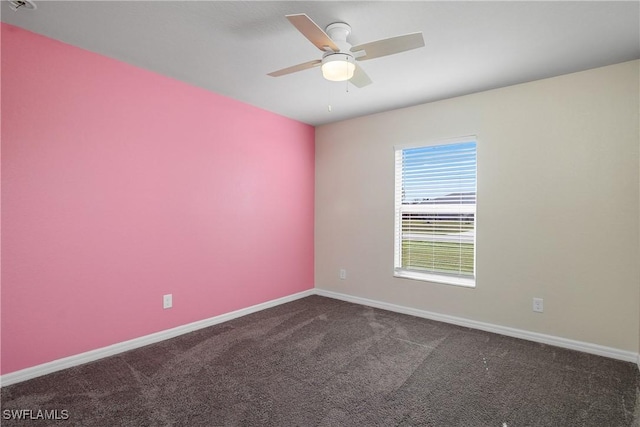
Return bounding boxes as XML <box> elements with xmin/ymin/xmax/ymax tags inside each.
<box><xmin>321</xmin><ymin>53</ymin><xmax>355</xmax><ymax>82</ymax></box>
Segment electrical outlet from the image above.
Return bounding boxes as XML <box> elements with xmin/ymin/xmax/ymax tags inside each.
<box><xmin>532</xmin><ymin>297</ymin><xmax>543</xmax><ymax>313</ymax></box>
<box><xmin>339</xmin><ymin>269</ymin><xmax>347</xmax><ymax>280</ymax></box>
<box><xmin>163</xmin><ymin>294</ymin><xmax>173</xmax><ymax>309</ymax></box>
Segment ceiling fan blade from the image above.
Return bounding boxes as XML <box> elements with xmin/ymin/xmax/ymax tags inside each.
<box><xmin>267</xmin><ymin>59</ymin><xmax>322</xmax><ymax>77</ymax></box>
<box><xmin>351</xmin><ymin>32</ymin><xmax>425</xmax><ymax>61</ymax></box>
<box><xmin>286</xmin><ymin>13</ymin><xmax>339</xmax><ymax>52</ymax></box>
<box><xmin>350</xmin><ymin>63</ymin><xmax>372</xmax><ymax>88</ymax></box>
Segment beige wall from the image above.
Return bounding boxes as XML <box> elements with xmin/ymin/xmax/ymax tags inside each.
<box><xmin>315</xmin><ymin>60</ymin><xmax>640</xmax><ymax>352</ymax></box>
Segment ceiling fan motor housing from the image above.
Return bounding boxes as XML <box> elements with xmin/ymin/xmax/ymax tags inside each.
<box><xmin>321</xmin><ymin>22</ymin><xmax>356</xmax><ymax>81</ymax></box>
<box><xmin>321</xmin><ymin>23</ymin><xmax>355</xmax><ymax>70</ymax></box>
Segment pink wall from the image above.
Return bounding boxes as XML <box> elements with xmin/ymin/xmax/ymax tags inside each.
<box><xmin>1</xmin><ymin>24</ymin><xmax>315</xmax><ymax>374</ymax></box>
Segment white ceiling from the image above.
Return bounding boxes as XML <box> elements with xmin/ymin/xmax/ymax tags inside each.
<box><xmin>2</xmin><ymin>1</ymin><xmax>639</xmax><ymax>126</ymax></box>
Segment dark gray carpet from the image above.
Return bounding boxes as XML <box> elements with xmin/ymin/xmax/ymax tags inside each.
<box><xmin>2</xmin><ymin>296</ymin><xmax>639</xmax><ymax>426</ymax></box>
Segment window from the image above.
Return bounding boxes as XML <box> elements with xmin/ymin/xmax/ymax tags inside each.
<box><xmin>394</xmin><ymin>139</ymin><xmax>477</xmax><ymax>287</ymax></box>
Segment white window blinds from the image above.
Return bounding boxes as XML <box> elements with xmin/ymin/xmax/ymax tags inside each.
<box><xmin>394</xmin><ymin>140</ymin><xmax>476</xmax><ymax>287</ymax></box>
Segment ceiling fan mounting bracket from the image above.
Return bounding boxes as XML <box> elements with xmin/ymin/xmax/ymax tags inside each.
<box><xmin>325</xmin><ymin>22</ymin><xmax>351</xmax><ymax>43</ymax></box>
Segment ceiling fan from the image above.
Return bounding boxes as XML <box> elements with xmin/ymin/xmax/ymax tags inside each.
<box><xmin>268</xmin><ymin>14</ymin><xmax>425</xmax><ymax>88</ymax></box>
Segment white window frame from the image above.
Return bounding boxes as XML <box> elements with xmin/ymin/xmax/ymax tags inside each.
<box><xmin>394</xmin><ymin>136</ymin><xmax>477</xmax><ymax>288</ymax></box>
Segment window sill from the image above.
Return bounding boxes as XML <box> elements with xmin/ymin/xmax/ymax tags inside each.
<box><xmin>394</xmin><ymin>269</ymin><xmax>475</xmax><ymax>288</ymax></box>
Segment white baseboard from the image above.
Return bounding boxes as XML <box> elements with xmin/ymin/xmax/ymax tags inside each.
<box><xmin>315</xmin><ymin>288</ymin><xmax>639</xmax><ymax>364</ymax></box>
<box><xmin>3</xmin><ymin>287</ymin><xmax>638</xmax><ymax>386</ymax></box>
<box><xmin>0</xmin><ymin>289</ymin><xmax>314</xmax><ymax>387</ymax></box>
